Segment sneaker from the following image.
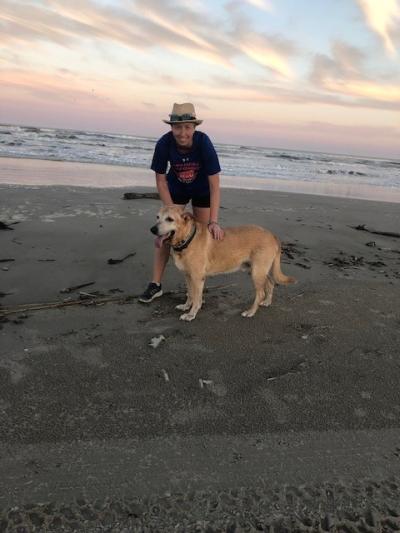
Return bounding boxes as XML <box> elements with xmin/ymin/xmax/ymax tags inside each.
<box><xmin>138</xmin><ymin>282</ymin><xmax>163</xmax><ymax>303</ymax></box>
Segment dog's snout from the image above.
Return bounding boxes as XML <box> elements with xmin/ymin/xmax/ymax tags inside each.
<box><xmin>150</xmin><ymin>224</ymin><xmax>158</xmax><ymax>235</ymax></box>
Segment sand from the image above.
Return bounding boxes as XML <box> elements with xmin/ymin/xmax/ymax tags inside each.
<box><xmin>1</xmin><ymin>183</ymin><xmax>400</xmax><ymax>530</ymax></box>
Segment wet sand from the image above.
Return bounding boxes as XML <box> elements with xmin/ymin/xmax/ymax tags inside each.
<box><xmin>1</xmin><ymin>184</ymin><xmax>400</xmax><ymax>530</ymax></box>
<box><xmin>2</xmin><ymin>155</ymin><xmax>400</xmax><ymax>203</ymax></box>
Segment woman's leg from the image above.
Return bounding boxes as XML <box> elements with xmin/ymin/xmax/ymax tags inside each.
<box><xmin>152</xmin><ymin>242</ymin><xmax>170</xmax><ymax>284</ymax></box>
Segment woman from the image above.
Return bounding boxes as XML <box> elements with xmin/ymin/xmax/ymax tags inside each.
<box><xmin>139</xmin><ymin>102</ymin><xmax>224</xmax><ymax>303</ymax></box>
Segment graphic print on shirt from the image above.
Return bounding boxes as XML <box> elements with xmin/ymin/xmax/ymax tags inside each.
<box><xmin>172</xmin><ymin>158</ymin><xmax>200</xmax><ymax>184</ymax></box>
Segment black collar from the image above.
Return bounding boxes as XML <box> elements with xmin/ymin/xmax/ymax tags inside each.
<box><xmin>172</xmin><ymin>224</ymin><xmax>197</xmax><ymax>252</ymax></box>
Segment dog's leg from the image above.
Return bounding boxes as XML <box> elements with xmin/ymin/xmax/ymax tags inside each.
<box><xmin>242</xmin><ymin>258</ymin><xmax>272</xmax><ymax>318</ymax></box>
<box><xmin>176</xmin><ymin>274</ymin><xmax>193</xmax><ymax>311</ymax></box>
<box><xmin>260</xmin><ymin>275</ymin><xmax>274</xmax><ymax>307</ymax></box>
<box><xmin>180</xmin><ymin>276</ymin><xmax>205</xmax><ymax>321</ymax></box>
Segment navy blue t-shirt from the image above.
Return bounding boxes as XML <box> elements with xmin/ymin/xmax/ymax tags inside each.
<box><xmin>150</xmin><ymin>131</ymin><xmax>221</xmax><ymax>197</ymax></box>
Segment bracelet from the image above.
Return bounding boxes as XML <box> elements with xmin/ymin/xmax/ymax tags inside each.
<box><xmin>208</xmin><ymin>221</ymin><xmax>218</xmax><ymax>226</ymax></box>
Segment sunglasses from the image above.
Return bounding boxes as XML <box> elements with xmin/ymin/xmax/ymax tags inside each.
<box><xmin>170</xmin><ymin>114</ymin><xmax>196</xmax><ymax>121</ymax></box>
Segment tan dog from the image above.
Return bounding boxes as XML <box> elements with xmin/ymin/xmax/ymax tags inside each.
<box><xmin>151</xmin><ymin>206</ymin><xmax>296</xmax><ymax>321</ymax></box>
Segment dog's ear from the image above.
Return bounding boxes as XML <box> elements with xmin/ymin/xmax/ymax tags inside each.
<box><xmin>182</xmin><ymin>211</ymin><xmax>194</xmax><ymax>222</ymax></box>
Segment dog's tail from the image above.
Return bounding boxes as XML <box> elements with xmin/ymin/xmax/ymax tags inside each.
<box><xmin>271</xmin><ymin>242</ymin><xmax>297</xmax><ymax>285</ymax></box>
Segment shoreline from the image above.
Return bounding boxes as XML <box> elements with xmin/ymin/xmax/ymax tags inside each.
<box><xmin>1</xmin><ymin>155</ymin><xmax>400</xmax><ymax>204</ymax></box>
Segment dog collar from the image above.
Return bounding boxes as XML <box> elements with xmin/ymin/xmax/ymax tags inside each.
<box><xmin>172</xmin><ymin>224</ymin><xmax>197</xmax><ymax>252</ymax></box>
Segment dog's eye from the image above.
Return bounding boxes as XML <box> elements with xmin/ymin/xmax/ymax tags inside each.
<box><xmin>166</xmin><ymin>217</ymin><xmax>174</xmax><ymax>222</ymax></box>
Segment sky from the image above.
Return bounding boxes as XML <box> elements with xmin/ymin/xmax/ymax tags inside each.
<box><xmin>1</xmin><ymin>0</ymin><xmax>399</xmax><ymax>157</ymax></box>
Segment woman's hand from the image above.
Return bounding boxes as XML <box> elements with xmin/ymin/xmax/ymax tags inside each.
<box><xmin>208</xmin><ymin>221</ymin><xmax>224</xmax><ymax>240</ymax></box>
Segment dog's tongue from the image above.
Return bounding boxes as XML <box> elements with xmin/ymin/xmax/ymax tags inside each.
<box><xmin>155</xmin><ymin>234</ymin><xmax>169</xmax><ymax>248</ymax></box>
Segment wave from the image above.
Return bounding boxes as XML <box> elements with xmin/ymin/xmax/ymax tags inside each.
<box><xmin>55</xmin><ymin>133</ymin><xmax>78</xmax><ymax>140</ymax></box>
<box><xmin>23</xmin><ymin>127</ymin><xmax>41</xmax><ymax>133</ymax></box>
<box><xmin>269</xmin><ymin>152</ymin><xmax>314</xmax><ymax>162</ymax></box>
<box><xmin>326</xmin><ymin>169</ymin><xmax>367</xmax><ymax>176</ymax></box>
<box><xmin>1</xmin><ymin>124</ymin><xmax>399</xmax><ymax>190</ymax></box>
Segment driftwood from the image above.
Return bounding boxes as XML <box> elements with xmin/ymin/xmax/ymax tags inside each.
<box><xmin>0</xmin><ymin>295</ymin><xmax>135</xmax><ymax>316</ymax></box>
<box><xmin>0</xmin><ymin>283</ymin><xmax>237</xmax><ymax>317</ymax></box>
<box><xmin>107</xmin><ymin>252</ymin><xmax>136</xmax><ymax>265</ymax></box>
<box><xmin>60</xmin><ymin>281</ymin><xmax>95</xmax><ymax>294</ymax></box>
<box><xmin>0</xmin><ymin>221</ymin><xmax>14</xmax><ymax>230</ymax></box>
<box><xmin>350</xmin><ymin>224</ymin><xmax>400</xmax><ymax>239</ymax></box>
<box><xmin>123</xmin><ymin>192</ymin><xmax>159</xmax><ymax>200</ymax></box>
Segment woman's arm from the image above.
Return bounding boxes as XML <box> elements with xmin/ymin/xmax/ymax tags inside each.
<box><xmin>208</xmin><ymin>173</ymin><xmax>224</xmax><ymax>240</ymax></box>
<box><xmin>155</xmin><ymin>173</ymin><xmax>174</xmax><ymax>206</ymax></box>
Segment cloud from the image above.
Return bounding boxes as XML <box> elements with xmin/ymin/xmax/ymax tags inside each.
<box><xmin>356</xmin><ymin>0</ymin><xmax>400</xmax><ymax>56</ymax></box>
<box><xmin>2</xmin><ymin>0</ymin><xmax>399</xmax><ymax>123</ymax></box>
<box><xmin>0</xmin><ymin>68</ymin><xmax>115</xmax><ymax>107</ymax></box>
<box><xmin>224</xmin><ymin>2</ymin><xmax>296</xmax><ymax>77</ymax></box>
<box><xmin>0</xmin><ymin>0</ymin><xmax>296</xmax><ymax>77</ymax></box>
<box><xmin>243</xmin><ymin>0</ymin><xmax>274</xmax><ymax>12</ymax></box>
<box><xmin>309</xmin><ymin>40</ymin><xmax>400</xmax><ymax>110</ymax></box>
<box><xmin>310</xmin><ymin>41</ymin><xmax>366</xmax><ymax>85</ymax></box>
<box><xmin>0</xmin><ymin>0</ymin><xmax>107</xmax><ymax>46</ymax></box>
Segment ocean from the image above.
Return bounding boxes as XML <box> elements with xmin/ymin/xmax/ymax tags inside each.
<box><xmin>1</xmin><ymin>123</ymin><xmax>399</xmax><ymax>202</ymax></box>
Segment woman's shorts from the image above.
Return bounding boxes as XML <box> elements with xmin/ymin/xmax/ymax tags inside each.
<box><xmin>170</xmin><ymin>191</ymin><xmax>210</xmax><ymax>208</ymax></box>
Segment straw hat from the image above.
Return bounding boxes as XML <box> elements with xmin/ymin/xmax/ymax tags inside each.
<box><xmin>163</xmin><ymin>102</ymin><xmax>203</xmax><ymax>125</ymax></box>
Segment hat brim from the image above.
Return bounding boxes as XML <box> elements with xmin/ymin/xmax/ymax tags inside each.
<box><xmin>163</xmin><ymin>119</ymin><xmax>203</xmax><ymax>125</ymax></box>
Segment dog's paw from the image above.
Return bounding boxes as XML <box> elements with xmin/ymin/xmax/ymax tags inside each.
<box><xmin>176</xmin><ymin>303</ymin><xmax>191</xmax><ymax>311</ymax></box>
<box><xmin>241</xmin><ymin>309</ymin><xmax>255</xmax><ymax>318</ymax></box>
<box><xmin>180</xmin><ymin>312</ymin><xmax>196</xmax><ymax>321</ymax></box>
<box><xmin>260</xmin><ymin>300</ymin><xmax>271</xmax><ymax>307</ymax></box>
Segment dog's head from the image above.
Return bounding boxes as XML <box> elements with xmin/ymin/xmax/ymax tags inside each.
<box><xmin>151</xmin><ymin>207</ymin><xmax>194</xmax><ymax>248</ymax></box>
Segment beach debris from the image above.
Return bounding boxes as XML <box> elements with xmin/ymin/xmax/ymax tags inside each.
<box><xmin>123</xmin><ymin>192</ymin><xmax>159</xmax><ymax>200</ymax></box>
<box><xmin>2</xmin><ymin>267</ymin><xmax>9</xmax><ymax>271</ymax></box>
<box><xmin>37</xmin><ymin>258</ymin><xmax>56</xmax><ymax>262</ymax></box>
<box><xmin>60</xmin><ymin>281</ymin><xmax>95</xmax><ymax>294</ymax></box>
<box><xmin>0</xmin><ymin>258</ymin><xmax>15</xmax><ymax>263</ymax></box>
<box><xmin>80</xmin><ymin>290</ymin><xmax>106</xmax><ymax>298</ymax></box>
<box><xmin>295</xmin><ymin>262</ymin><xmax>311</xmax><ymax>269</ymax></box>
<box><xmin>149</xmin><ymin>334</ymin><xmax>165</xmax><ymax>348</ymax></box>
<box><xmin>0</xmin><ymin>221</ymin><xmax>14</xmax><ymax>230</ymax></box>
<box><xmin>324</xmin><ymin>254</ymin><xmax>364</xmax><ymax>268</ymax></box>
<box><xmin>367</xmin><ymin>260</ymin><xmax>386</xmax><ymax>268</ymax></box>
<box><xmin>281</xmin><ymin>242</ymin><xmax>310</xmax><ymax>268</ymax></box>
<box><xmin>0</xmin><ymin>282</ymin><xmax>238</xmax><ymax>318</ymax></box>
<box><xmin>199</xmin><ymin>378</ymin><xmax>227</xmax><ymax>395</ymax></box>
<box><xmin>282</xmin><ymin>242</ymin><xmax>298</xmax><ymax>259</ymax></box>
<box><xmin>265</xmin><ymin>359</ymin><xmax>307</xmax><ymax>381</ymax></box>
<box><xmin>283</xmin><ymin>250</ymin><xmax>294</xmax><ymax>260</ymax></box>
<box><xmin>350</xmin><ymin>224</ymin><xmax>400</xmax><ymax>239</ymax></box>
<box><xmin>365</xmin><ymin>241</ymin><xmax>376</xmax><ymax>247</ymax></box>
<box><xmin>79</xmin><ymin>291</ymin><xmax>100</xmax><ymax>300</ymax></box>
<box><xmin>107</xmin><ymin>252</ymin><xmax>136</xmax><ymax>265</ymax></box>
<box><xmin>199</xmin><ymin>378</ymin><xmax>213</xmax><ymax>389</ymax></box>
<box><xmin>0</xmin><ymin>291</ymin><xmax>13</xmax><ymax>298</ymax></box>
<box><xmin>161</xmin><ymin>369</ymin><xmax>170</xmax><ymax>382</ymax></box>
<box><xmin>0</xmin><ymin>293</ymin><xmax>137</xmax><ymax>317</ymax></box>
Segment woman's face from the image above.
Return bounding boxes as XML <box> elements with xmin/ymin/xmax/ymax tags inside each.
<box><xmin>171</xmin><ymin>123</ymin><xmax>195</xmax><ymax>148</ymax></box>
